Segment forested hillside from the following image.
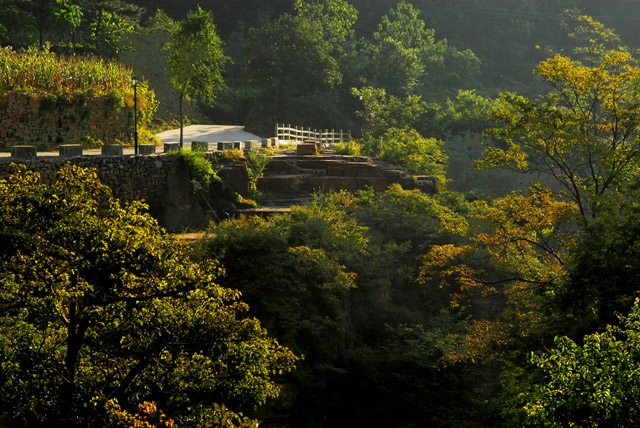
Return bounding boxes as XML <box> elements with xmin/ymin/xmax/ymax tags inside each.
<box><xmin>3</xmin><ymin>1</ymin><xmax>640</xmax><ymax>427</ymax></box>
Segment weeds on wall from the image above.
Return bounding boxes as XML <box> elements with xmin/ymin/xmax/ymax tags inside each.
<box><xmin>245</xmin><ymin>150</ymin><xmax>270</xmax><ymax>196</ymax></box>
<box><xmin>168</xmin><ymin>148</ymin><xmax>218</xmax><ymax>191</ymax></box>
<box><xmin>168</xmin><ymin>149</ymin><xmax>236</xmax><ymax>218</ymax></box>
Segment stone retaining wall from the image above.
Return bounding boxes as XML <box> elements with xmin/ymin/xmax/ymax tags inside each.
<box><xmin>0</xmin><ymin>155</ymin><xmax>177</xmax><ymax>203</ymax></box>
<box><xmin>0</xmin><ymin>91</ymin><xmax>132</xmax><ymax>150</ymax></box>
<box><xmin>0</xmin><ymin>153</ymin><xmax>250</xmax><ymax>229</ymax></box>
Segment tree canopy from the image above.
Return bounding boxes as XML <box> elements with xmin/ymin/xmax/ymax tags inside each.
<box><xmin>0</xmin><ymin>164</ymin><xmax>296</xmax><ymax>426</ymax></box>
<box><xmin>478</xmin><ymin>15</ymin><xmax>640</xmax><ymax>218</ymax></box>
<box><xmin>165</xmin><ymin>6</ymin><xmax>228</xmax><ymax>145</ymax></box>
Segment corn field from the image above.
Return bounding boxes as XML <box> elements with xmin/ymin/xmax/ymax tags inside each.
<box><xmin>0</xmin><ymin>47</ymin><xmax>134</xmax><ymax>95</ymax></box>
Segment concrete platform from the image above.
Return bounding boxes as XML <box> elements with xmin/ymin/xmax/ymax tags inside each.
<box><xmin>155</xmin><ymin>125</ymin><xmax>263</xmax><ymax>145</ymax></box>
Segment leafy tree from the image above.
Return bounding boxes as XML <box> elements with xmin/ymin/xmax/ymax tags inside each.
<box><xmin>52</xmin><ymin>0</ymin><xmax>83</xmax><ymax>47</ymax></box>
<box><xmin>524</xmin><ymin>299</ymin><xmax>640</xmax><ymax>427</ymax></box>
<box><xmin>418</xmin><ymin>17</ymin><xmax>640</xmax><ymax>424</ymax></box>
<box><xmin>11</xmin><ymin>0</ymin><xmax>56</xmax><ymax>46</ymax></box>
<box><xmin>245</xmin><ymin>150</ymin><xmax>270</xmax><ymax>196</ymax></box>
<box><xmin>478</xmin><ymin>15</ymin><xmax>640</xmax><ymax>218</ymax></box>
<box><xmin>417</xmin><ymin>186</ymin><xmax>580</xmax><ymax>424</ymax></box>
<box><xmin>202</xmin><ymin>186</ymin><xmax>493</xmax><ymax>427</ymax></box>
<box><xmin>552</xmin><ymin>186</ymin><xmax>640</xmax><ymax>340</ymax></box>
<box><xmin>205</xmin><ymin>206</ymin><xmax>364</xmax><ymax>358</ymax></box>
<box><xmin>240</xmin><ymin>0</ymin><xmax>357</xmax><ymax>131</ymax></box>
<box><xmin>362</xmin><ymin>1</ymin><xmax>480</xmax><ymax>98</ymax></box>
<box><xmin>352</xmin><ymin>86</ymin><xmax>494</xmax><ymax>141</ymax></box>
<box><xmin>294</xmin><ymin>0</ymin><xmax>357</xmax><ymax>48</ymax></box>
<box><xmin>89</xmin><ymin>9</ymin><xmax>133</xmax><ymax>57</ymax></box>
<box><xmin>0</xmin><ymin>164</ymin><xmax>296</xmax><ymax>426</ymax></box>
<box><xmin>165</xmin><ymin>6</ymin><xmax>229</xmax><ymax>146</ymax></box>
<box><xmin>0</xmin><ymin>0</ymin><xmax>35</xmax><ymax>45</ymax></box>
<box><xmin>378</xmin><ymin>127</ymin><xmax>449</xmax><ymax>181</ymax></box>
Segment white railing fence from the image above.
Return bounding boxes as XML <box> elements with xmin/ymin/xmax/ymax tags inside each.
<box><xmin>275</xmin><ymin>123</ymin><xmax>351</xmax><ymax>146</ymax></box>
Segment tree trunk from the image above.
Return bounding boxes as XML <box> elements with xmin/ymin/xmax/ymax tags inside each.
<box><xmin>58</xmin><ymin>303</ymin><xmax>89</xmax><ymax>423</ymax></box>
<box><xmin>179</xmin><ymin>91</ymin><xmax>184</xmax><ymax>147</ymax></box>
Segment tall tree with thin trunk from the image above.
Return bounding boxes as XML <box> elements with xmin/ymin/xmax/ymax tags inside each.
<box><xmin>165</xmin><ymin>6</ymin><xmax>228</xmax><ymax>146</ymax></box>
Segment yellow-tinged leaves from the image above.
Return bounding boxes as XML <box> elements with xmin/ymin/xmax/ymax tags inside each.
<box><xmin>419</xmin><ymin>186</ymin><xmax>578</xmax><ymax>361</ymax></box>
<box><xmin>482</xmin><ymin>25</ymin><xmax>640</xmax><ymax>217</ymax></box>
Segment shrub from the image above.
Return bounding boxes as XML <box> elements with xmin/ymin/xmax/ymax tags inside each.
<box><xmin>246</xmin><ymin>150</ymin><xmax>270</xmax><ymax>195</ymax></box>
<box><xmin>380</xmin><ymin>127</ymin><xmax>448</xmax><ymax>181</ymax></box>
<box><xmin>333</xmin><ymin>140</ymin><xmax>362</xmax><ymax>155</ymax></box>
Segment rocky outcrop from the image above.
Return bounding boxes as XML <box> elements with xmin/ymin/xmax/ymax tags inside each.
<box><xmin>0</xmin><ymin>152</ymin><xmax>437</xmax><ymax>228</ymax></box>
<box><xmin>257</xmin><ymin>154</ymin><xmax>427</xmax><ymax>198</ymax></box>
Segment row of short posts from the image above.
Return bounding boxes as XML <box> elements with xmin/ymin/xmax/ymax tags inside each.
<box><xmin>8</xmin><ymin>138</ymin><xmax>278</xmax><ymax>159</ymax></box>
<box><xmin>9</xmin><ymin>144</ymin><xmax>158</xmax><ymax>159</ymax></box>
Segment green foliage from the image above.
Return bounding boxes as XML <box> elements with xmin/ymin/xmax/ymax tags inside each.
<box><xmin>165</xmin><ymin>6</ymin><xmax>228</xmax><ymax>143</ymax></box>
<box><xmin>168</xmin><ymin>147</ymin><xmax>217</xmax><ymax>190</ymax></box>
<box><xmin>201</xmin><ymin>186</ymin><xmax>490</xmax><ymax>427</ymax></box>
<box><xmin>361</xmin><ymin>1</ymin><xmax>480</xmax><ymax>98</ymax></box>
<box><xmin>242</xmin><ymin>10</ymin><xmax>347</xmax><ymax>129</ymax></box>
<box><xmin>479</xmin><ymin>16</ymin><xmax>640</xmax><ymax>218</ymax></box>
<box><xmin>245</xmin><ymin>150</ymin><xmax>270</xmax><ymax>196</ymax></box>
<box><xmin>378</xmin><ymin>127</ymin><xmax>448</xmax><ymax>181</ymax></box>
<box><xmin>355</xmin><ymin>184</ymin><xmax>468</xmax><ymax>250</ymax></box>
<box><xmin>352</xmin><ymin>86</ymin><xmax>495</xmax><ymax>141</ymax></box>
<box><xmin>52</xmin><ymin>0</ymin><xmax>83</xmax><ymax>46</ymax></box>
<box><xmin>165</xmin><ymin>6</ymin><xmax>227</xmax><ymax>102</ymax></box>
<box><xmin>524</xmin><ymin>299</ymin><xmax>640</xmax><ymax>427</ymax></box>
<box><xmin>90</xmin><ymin>10</ymin><xmax>133</xmax><ymax>57</ymax></box>
<box><xmin>166</xmin><ymin>149</ymin><xmax>238</xmax><ymax>216</ymax></box>
<box><xmin>205</xmin><ymin>208</ymin><xmax>361</xmax><ymax>361</ymax></box>
<box><xmin>333</xmin><ymin>140</ymin><xmax>362</xmax><ymax>155</ymax></box>
<box><xmin>0</xmin><ymin>46</ymin><xmax>132</xmax><ymax>94</ymax></box>
<box><xmin>0</xmin><ymin>164</ymin><xmax>297</xmax><ymax>426</ymax></box>
<box><xmin>294</xmin><ymin>0</ymin><xmax>357</xmax><ymax>48</ymax></box>
<box><xmin>552</xmin><ymin>190</ymin><xmax>640</xmax><ymax>340</ymax></box>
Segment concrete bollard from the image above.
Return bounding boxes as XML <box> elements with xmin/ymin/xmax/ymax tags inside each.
<box><xmin>244</xmin><ymin>140</ymin><xmax>260</xmax><ymax>150</ymax></box>
<box><xmin>164</xmin><ymin>142</ymin><xmax>180</xmax><ymax>153</ymax></box>
<box><xmin>217</xmin><ymin>141</ymin><xmax>234</xmax><ymax>151</ymax></box>
<box><xmin>101</xmin><ymin>144</ymin><xmax>123</xmax><ymax>156</ymax></box>
<box><xmin>11</xmin><ymin>145</ymin><xmax>37</xmax><ymax>159</ymax></box>
<box><xmin>59</xmin><ymin>144</ymin><xmax>83</xmax><ymax>157</ymax></box>
<box><xmin>138</xmin><ymin>144</ymin><xmax>156</xmax><ymax>155</ymax></box>
<box><xmin>191</xmin><ymin>141</ymin><xmax>209</xmax><ymax>151</ymax></box>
